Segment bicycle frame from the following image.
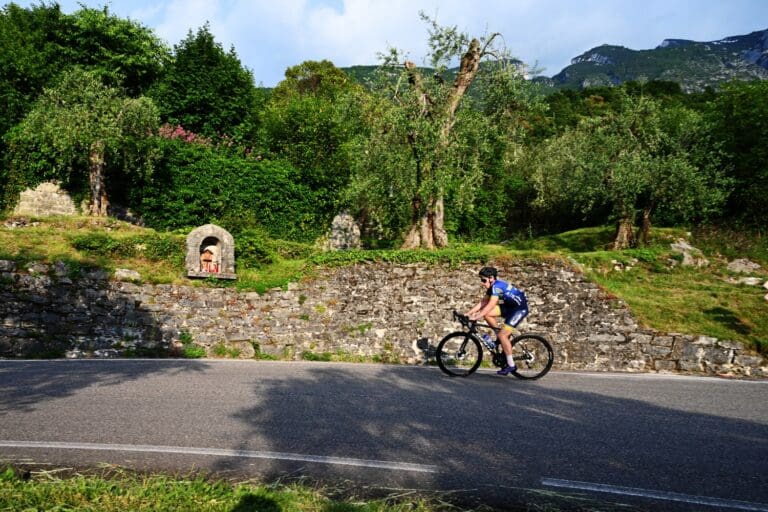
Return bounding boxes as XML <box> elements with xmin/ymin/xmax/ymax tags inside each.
<box><xmin>453</xmin><ymin>311</ymin><xmax>500</xmax><ymax>346</ymax></box>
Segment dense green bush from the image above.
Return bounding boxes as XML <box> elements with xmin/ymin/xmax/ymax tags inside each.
<box><xmin>234</xmin><ymin>228</ymin><xmax>277</xmax><ymax>268</ymax></box>
<box><xmin>70</xmin><ymin>233</ymin><xmax>122</xmax><ymax>256</ymax></box>
<box><xmin>135</xmin><ymin>139</ymin><xmax>333</xmax><ymax>243</ymax></box>
<box><xmin>135</xmin><ymin>234</ymin><xmax>185</xmax><ymax>263</ymax></box>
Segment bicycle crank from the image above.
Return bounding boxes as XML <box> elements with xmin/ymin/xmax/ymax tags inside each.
<box><xmin>492</xmin><ymin>352</ymin><xmax>507</xmax><ymax>368</ymax></box>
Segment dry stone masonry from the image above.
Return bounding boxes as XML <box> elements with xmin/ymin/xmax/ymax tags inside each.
<box><xmin>0</xmin><ymin>258</ymin><xmax>765</xmax><ymax>377</ymax></box>
<box><xmin>11</xmin><ymin>182</ymin><xmax>78</xmax><ymax>217</ymax></box>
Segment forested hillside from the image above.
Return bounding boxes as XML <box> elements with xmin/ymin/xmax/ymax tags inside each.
<box><xmin>1</xmin><ymin>3</ymin><xmax>766</xmax><ymax>250</ymax></box>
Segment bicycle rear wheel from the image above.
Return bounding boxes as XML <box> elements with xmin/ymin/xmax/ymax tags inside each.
<box><xmin>435</xmin><ymin>332</ymin><xmax>483</xmax><ymax>377</ymax></box>
<box><xmin>511</xmin><ymin>334</ymin><xmax>553</xmax><ymax>380</ymax></box>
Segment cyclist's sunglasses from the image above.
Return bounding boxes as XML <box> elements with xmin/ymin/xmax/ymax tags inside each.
<box><xmin>480</xmin><ymin>277</ymin><xmax>491</xmax><ymax>283</ymax></box>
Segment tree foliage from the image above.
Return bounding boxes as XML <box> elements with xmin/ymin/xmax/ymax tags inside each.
<box><xmin>348</xmin><ymin>13</ymin><xmax>528</xmax><ymax>248</ymax></box>
<box><xmin>0</xmin><ymin>2</ymin><xmax>166</xmax><ymax>134</ymax></box>
<box><xmin>6</xmin><ymin>68</ymin><xmax>159</xmax><ymax>215</ymax></box>
<box><xmin>706</xmin><ymin>80</ymin><xmax>768</xmax><ymax>227</ymax></box>
<box><xmin>63</xmin><ymin>5</ymin><xmax>169</xmax><ymax>95</ymax></box>
<box><xmin>137</xmin><ymin>138</ymin><xmax>327</xmax><ymax>243</ymax></box>
<box><xmin>531</xmin><ymin>91</ymin><xmax>730</xmax><ymax>248</ymax></box>
<box><xmin>260</xmin><ymin>60</ymin><xmax>364</xmax><ymax>201</ymax></box>
<box><xmin>0</xmin><ymin>4</ymin><xmax>765</xmax><ymax>248</ymax></box>
<box><xmin>149</xmin><ymin>24</ymin><xmax>257</xmax><ymax>139</ymax></box>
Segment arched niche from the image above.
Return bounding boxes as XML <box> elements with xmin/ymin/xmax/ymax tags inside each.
<box><xmin>185</xmin><ymin>224</ymin><xmax>236</xmax><ymax>279</ymax></box>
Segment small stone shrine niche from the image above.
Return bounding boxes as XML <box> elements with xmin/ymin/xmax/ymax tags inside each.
<box><xmin>186</xmin><ymin>224</ymin><xmax>236</xmax><ymax>279</ymax></box>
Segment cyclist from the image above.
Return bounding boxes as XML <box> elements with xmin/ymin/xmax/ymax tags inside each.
<box><xmin>466</xmin><ymin>266</ymin><xmax>529</xmax><ymax>375</ymax></box>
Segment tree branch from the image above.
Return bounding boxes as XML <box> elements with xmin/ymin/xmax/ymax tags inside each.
<box><xmin>404</xmin><ymin>61</ymin><xmax>431</xmax><ymax>115</ymax></box>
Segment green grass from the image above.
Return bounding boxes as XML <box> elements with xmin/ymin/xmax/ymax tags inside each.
<box><xmin>559</xmin><ymin>227</ymin><xmax>768</xmax><ymax>352</ymax></box>
<box><xmin>585</xmin><ymin>264</ymin><xmax>766</xmax><ymax>346</ymax></box>
<box><xmin>0</xmin><ymin>466</ymin><xmax>457</xmax><ymax>512</ymax></box>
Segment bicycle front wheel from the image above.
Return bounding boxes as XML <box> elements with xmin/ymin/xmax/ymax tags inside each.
<box><xmin>511</xmin><ymin>334</ymin><xmax>554</xmax><ymax>380</ymax></box>
<box><xmin>435</xmin><ymin>332</ymin><xmax>483</xmax><ymax>377</ymax></box>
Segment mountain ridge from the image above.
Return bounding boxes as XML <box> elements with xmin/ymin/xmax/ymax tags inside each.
<box><xmin>339</xmin><ymin>28</ymin><xmax>768</xmax><ymax>92</ymax></box>
<box><xmin>539</xmin><ymin>28</ymin><xmax>768</xmax><ymax>91</ymax></box>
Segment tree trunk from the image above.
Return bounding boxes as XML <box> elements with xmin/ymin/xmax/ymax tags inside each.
<box><xmin>401</xmin><ymin>196</ymin><xmax>448</xmax><ymax>249</ymax></box>
<box><xmin>400</xmin><ymin>39</ymin><xmax>484</xmax><ymax>249</ymax></box>
<box><xmin>88</xmin><ymin>140</ymin><xmax>109</xmax><ymax>216</ymax></box>
<box><xmin>432</xmin><ymin>196</ymin><xmax>448</xmax><ymax>246</ymax></box>
<box><xmin>613</xmin><ymin>216</ymin><xmax>636</xmax><ymax>250</ymax></box>
<box><xmin>638</xmin><ymin>206</ymin><xmax>653</xmax><ymax>246</ymax></box>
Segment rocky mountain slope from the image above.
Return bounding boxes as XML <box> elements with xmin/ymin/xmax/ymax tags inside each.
<box><xmin>538</xmin><ymin>28</ymin><xmax>768</xmax><ymax>91</ymax></box>
<box><xmin>341</xmin><ymin>28</ymin><xmax>768</xmax><ymax>93</ymax></box>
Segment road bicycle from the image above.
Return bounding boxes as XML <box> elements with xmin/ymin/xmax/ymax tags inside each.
<box><xmin>435</xmin><ymin>310</ymin><xmax>554</xmax><ymax>379</ymax></box>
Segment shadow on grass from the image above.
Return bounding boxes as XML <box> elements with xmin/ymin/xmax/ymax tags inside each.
<box><xmin>704</xmin><ymin>307</ymin><xmax>752</xmax><ymax>335</ymax></box>
<box><xmin>230</xmin><ymin>493</ymin><xmax>281</xmax><ymax>512</ymax></box>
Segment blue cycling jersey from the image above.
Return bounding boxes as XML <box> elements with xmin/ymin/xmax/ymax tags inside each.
<box><xmin>486</xmin><ymin>278</ymin><xmax>527</xmax><ymax>307</ymax></box>
<box><xmin>487</xmin><ymin>278</ymin><xmax>528</xmax><ymax>327</ymax></box>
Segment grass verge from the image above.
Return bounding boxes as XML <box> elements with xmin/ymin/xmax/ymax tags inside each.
<box><xmin>0</xmin><ymin>465</ymin><xmax>475</xmax><ymax>512</ymax></box>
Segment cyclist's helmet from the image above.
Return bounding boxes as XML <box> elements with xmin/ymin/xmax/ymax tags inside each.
<box><xmin>479</xmin><ymin>266</ymin><xmax>497</xmax><ymax>278</ymax></box>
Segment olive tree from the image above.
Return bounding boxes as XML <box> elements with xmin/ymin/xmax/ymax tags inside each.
<box><xmin>348</xmin><ymin>13</ymin><xmax>517</xmax><ymax>248</ymax></box>
<box><xmin>7</xmin><ymin>68</ymin><xmax>159</xmax><ymax>215</ymax></box>
<box><xmin>531</xmin><ymin>92</ymin><xmax>729</xmax><ymax>249</ymax></box>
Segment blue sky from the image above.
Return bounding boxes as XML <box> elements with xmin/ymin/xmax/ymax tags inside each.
<box><xmin>8</xmin><ymin>0</ymin><xmax>768</xmax><ymax>86</ymax></box>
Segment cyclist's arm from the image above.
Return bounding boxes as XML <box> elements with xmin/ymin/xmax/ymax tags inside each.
<box><xmin>469</xmin><ymin>295</ymin><xmax>499</xmax><ymax>320</ymax></box>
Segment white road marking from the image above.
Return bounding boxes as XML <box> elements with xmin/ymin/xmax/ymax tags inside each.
<box><xmin>0</xmin><ymin>440</ymin><xmax>439</xmax><ymax>474</ymax></box>
<box><xmin>542</xmin><ymin>478</ymin><xmax>768</xmax><ymax>511</ymax></box>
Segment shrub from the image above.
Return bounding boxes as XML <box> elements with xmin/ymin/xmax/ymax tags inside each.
<box><xmin>70</xmin><ymin>232</ymin><xmax>185</xmax><ymax>263</ymax></box>
<box><xmin>71</xmin><ymin>233</ymin><xmax>122</xmax><ymax>256</ymax></box>
<box><xmin>235</xmin><ymin>228</ymin><xmax>277</xmax><ymax>268</ymax></box>
<box><xmin>135</xmin><ymin>233</ymin><xmax>185</xmax><ymax>262</ymax></box>
<box><xmin>135</xmin><ymin>139</ymin><xmax>334</xmax><ymax>243</ymax></box>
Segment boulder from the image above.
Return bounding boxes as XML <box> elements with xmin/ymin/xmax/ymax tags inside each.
<box><xmin>670</xmin><ymin>239</ymin><xmax>709</xmax><ymax>267</ymax></box>
<box><xmin>727</xmin><ymin>258</ymin><xmax>761</xmax><ymax>274</ymax></box>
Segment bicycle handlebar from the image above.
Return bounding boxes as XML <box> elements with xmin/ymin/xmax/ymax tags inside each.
<box><xmin>453</xmin><ymin>310</ymin><xmax>476</xmax><ymax>330</ymax></box>
<box><xmin>453</xmin><ymin>310</ymin><xmax>499</xmax><ymax>334</ymax></box>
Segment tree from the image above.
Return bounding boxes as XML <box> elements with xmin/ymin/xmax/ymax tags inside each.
<box><xmin>469</xmin><ymin>61</ymin><xmax>549</xmax><ymax>239</ymax></box>
<box><xmin>349</xmin><ymin>13</ymin><xmax>514</xmax><ymax>249</ymax></box>
<box><xmin>150</xmin><ymin>24</ymin><xmax>257</xmax><ymax>138</ymax></box>
<box><xmin>531</xmin><ymin>92</ymin><xmax>729</xmax><ymax>249</ymax></box>
<box><xmin>6</xmin><ymin>68</ymin><xmax>159</xmax><ymax>215</ymax></box>
<box><xmin>0</xmin><ymin>2</ymin><xmax>167</xmax><ymax>133</ymax></box>
<box><xmin>64</xmin><ymin>5</ymin><xmax>169</xmax><ymax>96</ymax></box>
<box><xmin>706</xmin><ymin>80</ymin><xmax>768</xmax><ymax>227</ymax></box>
<box><xmin>0</xmin><ymin>3</ymin><xmax>169</xmax><ymax>211</ymax></box>
<box><xmin>260</xmin><ymin>60</ymin><xmax>364</xmax><ymax>193</ymax></box>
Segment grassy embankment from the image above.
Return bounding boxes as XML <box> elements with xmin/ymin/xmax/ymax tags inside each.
<box><xmin>1</xmin><ymin>216</ymin><xmax>765</xmax><ymax>352</ymax></box>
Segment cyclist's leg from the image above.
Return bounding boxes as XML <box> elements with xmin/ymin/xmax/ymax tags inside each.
<box><xmin>498</xmin><ymin>305</ymin><xmax>529</xmax><ymax>367</ymax></box>
<box><xmin>482</xmin><ymin>305</ymin><xmax>503</xmax><ymax>331</ymax></box>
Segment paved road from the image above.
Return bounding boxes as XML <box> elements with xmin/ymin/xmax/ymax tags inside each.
<box><xmin>1</xmin><ymin>359</ymin><xmax>767</xmax><ymax>511</ymax></box>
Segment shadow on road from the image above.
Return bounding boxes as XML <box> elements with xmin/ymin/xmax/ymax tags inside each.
<box><xmin>216</xmin><ymin>364</ymin><xmax>768</xmax><ymax>511</ymax></box>
<box><xmin>0</xmin><ymin>359</ymin><xmax>211</xmax><ymax>414</ymax></box>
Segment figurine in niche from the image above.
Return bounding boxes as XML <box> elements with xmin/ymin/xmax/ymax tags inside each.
<box><xmin>186</xmin><ymin>224</ymin><xmax>236</xmax><ymax>280</ymax></box>
<box><xmin>200</xmin><ymin>245</ymin><xmax>220</xmax><ymax>273</ymax></box>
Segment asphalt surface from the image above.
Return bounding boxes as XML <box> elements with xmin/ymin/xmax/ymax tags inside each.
<box><xmin>1</xmin><ymin>359</ymin><xmax>767</xmax><ymax>511</ymax></box>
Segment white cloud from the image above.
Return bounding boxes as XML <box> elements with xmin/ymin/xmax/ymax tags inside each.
<box><xmin>8</xmin><ymin>0</ymin><xmax>768</xmax><ymax>85</ymax></box>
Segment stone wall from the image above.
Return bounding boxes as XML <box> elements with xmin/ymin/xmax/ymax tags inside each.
<box><xmin>0</xmin><ymin>258</ymin><xmax>765</xmax><ymax>377</ymax></box>
<box><xmin>11</xmin><ymin>182</ymin><xmax>78</xmax><ymax>217</ymax></box>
